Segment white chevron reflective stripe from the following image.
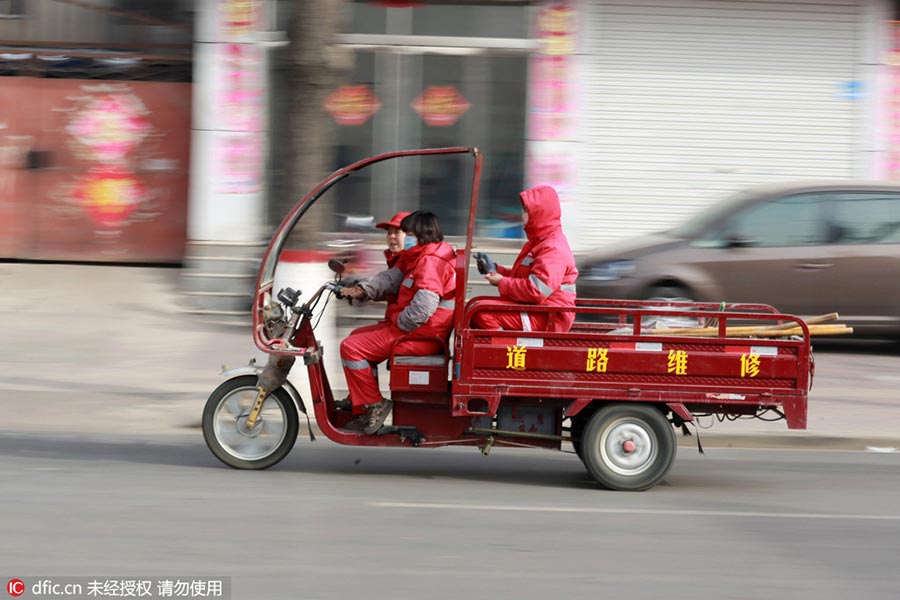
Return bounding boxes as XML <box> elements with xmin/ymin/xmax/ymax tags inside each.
<box><xmin>520</xmin><ymin>311</ymin><xmax>532</xmax><ymax>332</ymax></box>
<box><xmin>341</xmin><ymin>359</ymin><xmax>370</xmax><ymax>370</ymax></box>
<box><xmin>528</xmin><ymin>274</ymin><xmax>554</xmax><ymax>297</ymax></box>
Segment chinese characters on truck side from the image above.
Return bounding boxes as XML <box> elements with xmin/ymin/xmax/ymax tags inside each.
<box><xmin>504</xmin><ymin>346</ymin><xmax>762</xmax><ymax>378</ymax></box>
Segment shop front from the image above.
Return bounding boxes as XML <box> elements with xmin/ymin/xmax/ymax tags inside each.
<box><xmin>323</xmin><ymin>1</ymin><xmax>539</xmax><ymax>238</ymax></box>
<box><xmin>0</xmin><ymin>0</ymin><xmax>193</xmax><ymax>262</ymax></box>
<box><xmin>0</xmin><ymin>73</ymin><xmax>191</xmax><ymax>261</ymax></box>
<box><xmin>577</xmin><ymin>0</ymin><xmax>880</xmax><ymax>249</ymax></box>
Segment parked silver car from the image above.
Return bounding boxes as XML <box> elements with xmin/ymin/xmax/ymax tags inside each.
<box><xmin>576</xmin><ymin>181</ymin><xmax>900</xmax><ymax>337</ymax></box>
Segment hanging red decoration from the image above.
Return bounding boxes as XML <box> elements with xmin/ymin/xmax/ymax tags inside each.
<box><xmin>324</xmin><ymin>84</ymin><xmax>382</xmax><ymax>126</ymax></box>
<box><xmin>411</xmin><ymin>85</ymin><xmax>470</xmax><ymax>127</ymax></box>
<box><xmin>72</xmin><ymin>167</ymin><xmax>147</xmax><ymax>228</ymax></box>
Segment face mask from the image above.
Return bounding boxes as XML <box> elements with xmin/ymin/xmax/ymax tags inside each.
<box><xmin>403</xmin><ymin>235</ymin><xmax>417</xmax><ymax>250</ymax></box>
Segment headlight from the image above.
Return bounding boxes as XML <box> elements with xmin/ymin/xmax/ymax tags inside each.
<box><xmin>582</xmin><ymin>260</ymin><xmax>636</xmax><ymax>282</ymax></box>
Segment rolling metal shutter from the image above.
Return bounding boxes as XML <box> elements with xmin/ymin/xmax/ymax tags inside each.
<box><xmin>578</xmin><ymin>0</ymin><xmax>865</xmax><ymax>248</ymax></box>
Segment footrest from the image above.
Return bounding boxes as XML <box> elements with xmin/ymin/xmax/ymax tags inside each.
<box><xmin>377</xmin><ymin>426</ymin><xmax>426</xmax><ymax>446</ymax></box>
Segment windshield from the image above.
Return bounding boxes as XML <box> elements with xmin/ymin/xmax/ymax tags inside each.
<box><xmin>259</xmin><ymin>149</ymin><xmax>477</xmax><ymax>287</ymax></box>
<box><xmin>668</xmin><ymin>189</ymin><xmax>756</xmax><ymax>239</ymax></box>
<box><xmin>259</xmin><ymin>149</ymin><xmax>478</xmax><ymax>348</ymax></box>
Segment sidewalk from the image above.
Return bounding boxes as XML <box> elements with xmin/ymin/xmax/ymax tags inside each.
<box><xmin>2</xmin><ymin>262</ymin><xmax>899</xmax><ymax>450</ymax></box>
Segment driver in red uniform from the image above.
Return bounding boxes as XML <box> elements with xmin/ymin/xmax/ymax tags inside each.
<box><xmin>340</xmin><ymin>212</ymin><xmax>456</xmax><ymax>434</ymax></box>
<box><xmin>333</xmin><ymin>211</ymin><xmax>412</xmax><ymax>413</ymax></box>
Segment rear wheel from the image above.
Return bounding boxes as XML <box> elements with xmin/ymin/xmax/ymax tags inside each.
<box><xmin>580</xmin><ymin>403</ymin><xmax>676</xmax><ymax>491</ymax></box>
<box><xmin>202</xmin><ymin>375</ymin><xmax>299</xmax><ymax>470</ymax></box>
<box><xmin>569</xmin><ymin>414</ymin><xmax>588</xmax><ymax>462</ymax></box>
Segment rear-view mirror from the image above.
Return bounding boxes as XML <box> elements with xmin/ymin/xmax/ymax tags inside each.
<box><xmin>327</xmin><ymin>258</ymin><xmax>346</xmax><ymax>275</ymax></box>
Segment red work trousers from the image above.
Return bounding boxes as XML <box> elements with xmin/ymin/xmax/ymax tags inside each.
<box><xmin>471</xmin><ymin>305</ymin><xmax>549</xmax><ymax>332</ymax></box>
<box><xmin>340</xmin><ymin>322</ymin><xmax>399</xmax><ymax>413</ymax></box>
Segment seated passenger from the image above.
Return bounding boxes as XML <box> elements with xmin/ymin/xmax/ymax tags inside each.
<box><xmin>340</xmin><ymin>211</ymin><xmax>456</xmax><ymax>434</ymax></box>
<box><xmin>473</xmin><ymin>185</ymin><xmax>578</xmax><ymax>332</ymax></box>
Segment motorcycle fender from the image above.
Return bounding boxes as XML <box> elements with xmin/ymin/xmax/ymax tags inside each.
<box><xmin>220</xmin><ymin>365</ymin><xmax>263</xmax><ymax>378</ymax></box>
<box><xmin>220</xmin><ymin>364</ymin><xmax>315</xmax><ymax>441</ymax></box>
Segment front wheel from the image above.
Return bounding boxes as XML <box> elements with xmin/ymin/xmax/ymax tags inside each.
<box><xmin>580</xmin><ymin>403</ymin><xmax>676</xmax><ymax>491</ymax></box>
<box><xmin>202</xmin><ymin>375</ymin><xmax>299</xmax><ymax>470</ymax></box>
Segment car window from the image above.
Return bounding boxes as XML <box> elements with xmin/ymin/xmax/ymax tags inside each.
<box><xmin>697</xmin><ymin>193</ymin><xmax>826</xmax><ymax>247</ymax></box>
<box><xmin>670</xmin><ymin>189</ymin><xmax>756</xmax><ymax>238</ymax></box>
<box><xmin>829</xmin><ymin>192</ymin><xmax>900</xmax><ymax>245</ymax></box>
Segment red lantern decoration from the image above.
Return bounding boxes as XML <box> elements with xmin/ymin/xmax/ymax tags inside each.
<box><xmin>324</xmin><ymin>85</ymin><xmax>382</xmax><ymax>126</ymax></box>
<box><xmin>411</xmin><ymin>85</ymin><xmax>470</xmax><ymax>127</ymax></box>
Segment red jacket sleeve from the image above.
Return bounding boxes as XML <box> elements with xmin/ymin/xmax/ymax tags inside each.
<box><xmin>497</xmin><ymin>244</ymin><xmax>565</xmax><ymax>304</ymax></box>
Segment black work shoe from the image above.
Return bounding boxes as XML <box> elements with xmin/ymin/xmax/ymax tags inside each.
<box><xmin>343</xmin><ymin>415</ymin><xmax>367</xmax><ymax>431</ymax></box>
<box><xmin>333</xmin><ymin>397</ymin><xmax>352</xmax><ymax>411</ymax></box>
<box><xmin>363</xmin><ymin>399</ymin><xmax>393</xmax><ymax>435</ymax></box>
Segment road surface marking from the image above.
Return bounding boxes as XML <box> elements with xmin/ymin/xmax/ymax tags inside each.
<box><xmin>371</xmin><ymin>502</ymin><xmax>900</xmax><ymax>521</ymax></box>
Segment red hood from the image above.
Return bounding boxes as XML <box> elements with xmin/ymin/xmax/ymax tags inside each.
<box><xmin>521</xmin><ymin>185</ymin><xmax>562</xmax><ymax>242</ymax></box>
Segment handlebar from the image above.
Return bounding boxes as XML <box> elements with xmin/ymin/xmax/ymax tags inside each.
<box><xmin>257</xmin><ymin>273</ymin><xmax>354</xmax><ymax>353</ymax></box>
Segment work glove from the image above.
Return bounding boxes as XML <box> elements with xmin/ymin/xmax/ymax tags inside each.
<box><xmin>474</xmin><ymin>252</ymin><xmax>496</xmax><ymax>275</ymax></box>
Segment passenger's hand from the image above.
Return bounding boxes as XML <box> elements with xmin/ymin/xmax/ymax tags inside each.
<box><xmin>485</xmin><ymin>272</ymin><xmax>503</xmax><ymax>286</ymax></box>
<box><xmin>342</xmin><ymin>286</ymin><xmax>366</xmax><ymax>299</ymax></box>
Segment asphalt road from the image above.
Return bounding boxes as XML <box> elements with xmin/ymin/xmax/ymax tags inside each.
<box><xmin>3</xmin><ymin>265</ymin><xmax>900</xmax><ymax>600</ymax></box>
<box><xmin>2</xmin><ymin>432</ymin><xmax>899</xmax><ymax>600</ymax></box>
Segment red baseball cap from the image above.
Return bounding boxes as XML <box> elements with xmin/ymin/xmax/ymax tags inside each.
<box><xmin>376</xmin><ymin>211</ymin><xmax>411</xmax><ymax>230</ymax></box>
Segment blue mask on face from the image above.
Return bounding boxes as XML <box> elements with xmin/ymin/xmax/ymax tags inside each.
<box><xmin>403</xmin><ymin>235</ymin><xmax>417</xmax><ymax>250</ymax></box>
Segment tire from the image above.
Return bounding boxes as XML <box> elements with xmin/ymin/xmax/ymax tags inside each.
<box><xmin>569</xmin><ymin>414</ymin><xmax>588</xmax><ymax>462</ymax></box>
<box><xmin>644</xmin><ymin>285</ymin><xmax>694</xmax><ymax>303</ymax></box>
<box><xmin>573</xmin><ymin>437</ymin><xmax>584</xmax><ymax>461</ymax></box>
<box><xmin>202</xmin><ymin>375</ymin><xmax>299</xmax><ymax>470</ymax></box>
<box><xmin>580</xmin><ymin>403</ymin><xmax>676</xmax><ymax>491</ymax></box>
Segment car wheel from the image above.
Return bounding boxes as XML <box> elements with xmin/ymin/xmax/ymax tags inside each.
<box><xmin>644</xmin><ymin>285</ymin><xmax>694</xmax><ymax>303</ymax></box>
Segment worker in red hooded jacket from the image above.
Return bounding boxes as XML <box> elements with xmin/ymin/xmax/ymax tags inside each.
<box><xmin>340</xmin><ymin>211</ymin><xmax>456</xmax><ymax>434</ymax></box>
<box><xmin>473</xmin><ymin>185</ymin><xmax>578</xmax><ymax>332</ymax></box>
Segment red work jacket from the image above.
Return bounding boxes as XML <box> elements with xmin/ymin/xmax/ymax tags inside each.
<box><xmin>496</xmin><ymin>185</ymin><xmax>578</xmax><ymax>332</ymax></box>
<box><xmin>392</xmin><ymin>241</ymin><xmax>456</xmax><ymax>340</ymax></box>
<box><xmin>382</xmin><ymin>248</ymin><xmax>405</xmax><ymax>320</ymax></box>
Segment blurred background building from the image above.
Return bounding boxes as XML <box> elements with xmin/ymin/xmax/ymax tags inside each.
<box><xmin>0</xmin><ymin>0</ymin><xmax>193</xmax><ymax>262</ymax></box>
<box><xmin>1</xmin><ymin>0</ymin><xmax>898</xmax><ymax>313</ymax></box>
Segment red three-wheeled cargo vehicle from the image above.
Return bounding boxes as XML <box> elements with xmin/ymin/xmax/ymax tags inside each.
<box><xmin>202</xmin><ymin>147</ymin><xmax>814</xmax><ymax>491</ymax></box>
